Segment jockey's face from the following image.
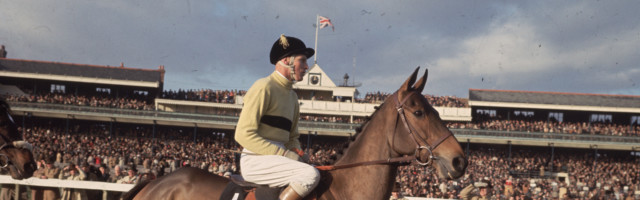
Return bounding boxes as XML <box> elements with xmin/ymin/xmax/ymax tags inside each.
<box><xmin>292</xmin><ymin>55</ymin><xmax>309</xmax><ymax>81</ymax></box>
<box><xmin>282</xmin><ymin>54</ymin><xmax>309</xmax><ymax>81</ymax></box>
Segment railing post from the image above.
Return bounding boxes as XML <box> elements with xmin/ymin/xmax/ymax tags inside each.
<box><xmin>549</xmin><ymin>143</ymin><xmax>555</xmax><ymax>172</ymax></box>
<box><xmin>508</xmin><ymin>141</ymin><xmax>512</xmax><ymax>163</ymax></box>
<box><xmin>22</xmin><ymin>113</ymin><xmax>26</xmax><ymax>135</ymax></box>
<box><xmin>14</xmin><ymin>184</ymin><xmax>19</xmax><ymax>200</ymax></box>
<box><xmin>66</xmin><ymin>114</ymin><xmax>71</xmax><ymax>135</ymax></box>
<box><xmin>153</xmin><ymin>120</ymin><xmax>157</xmax><ymax>139</ymax></box>
<box><xmin>103</xmin><ymin>190</ymin><xmax>108</xmax><ymax>200</ymax></box>
<box><xmin>193</xmin><ymin>124</ymin><xmax>198</xmax><ymax>143</ymax></box>
<box><xmin>307</xmin><ymin>131</ymin><xmax>311</xmax><ymax>152</ymax></box>
<box><xmin>466</xmin><ymin>139</ymin><xmax>470</xmax><ymax>156</ymax></box>
<box><xmin>110</xmin><ymin>118</ymin><xmax>115</xmax><ymax>138</ymax></box>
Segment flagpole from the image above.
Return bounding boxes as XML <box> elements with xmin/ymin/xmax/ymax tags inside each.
<box><xmin>314</xmin><ymin>14</ymin><xmax>319</xmax><ymax>64</ymax></box>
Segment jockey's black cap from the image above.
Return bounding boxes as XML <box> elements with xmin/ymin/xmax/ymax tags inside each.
<box><xmin>269</xmin><ymin>34</ymin><xmax>314</xmax><ymax>65</ymax></box>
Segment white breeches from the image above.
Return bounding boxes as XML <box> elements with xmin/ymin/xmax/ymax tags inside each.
<box><xmin>240</xmin><ymin>148</ymin><xmax>320</xmax><ymax>197</ymax></box>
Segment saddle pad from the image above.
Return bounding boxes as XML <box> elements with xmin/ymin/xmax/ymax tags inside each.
<box><xmin>220</xmin><ymin>182</ymin><xmax>282</xmax><ymax>200</ymax></box>
<box><xmin>219</xmin><ymin>181</ymin><xmax>248</xmax><ymax>200</ymax></box>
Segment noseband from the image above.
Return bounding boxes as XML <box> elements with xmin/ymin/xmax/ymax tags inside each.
<box><xmin>391</xmin><ymin>91</ymin><xmax>452</xmax><ymax>166</ymax></box>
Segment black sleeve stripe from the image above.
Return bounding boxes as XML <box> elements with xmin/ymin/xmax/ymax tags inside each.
<box><xmin>260</xmin><ymin>115</ymin><xmax>292</xmax><ymax>132</ymax></box>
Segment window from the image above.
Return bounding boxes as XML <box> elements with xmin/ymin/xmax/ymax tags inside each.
<box><xmin>632</xmin><ymin>116</ymin><xmax>640</xmax><ymax>125</ymax></box>
<box><xmin>549</xmin><ymin>112</ymin><xmax>564</xmax><ymax>122</ymax></box>
<box><xmin>134</xmin><ymin>90</ymin><xmax>149</xmax><ymax>96</ymax></box>
<box><xmin>50</xmin><ymin>84</ymin><xmax>65</xmax><ymax>93</ymax></box>
<box><xmin>476</xmin><ymin>109</ymin><xmax>497</xmax><ymax>117</ymax></box>
<box><xmin>590</xmin><ymin>114</ymin><xmax>612</xmax><ymax>123</ymax></box>
<box><xmin>514</xmin><ymin>110</ymin><xmax>535</xmax><ymax>117</ymax></box>
<box><xmin>96</xmin><ymin>87</ymin><xmax>111</xmax><ymax>94</ymax></box>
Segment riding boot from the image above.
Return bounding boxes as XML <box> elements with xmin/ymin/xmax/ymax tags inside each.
<box><xmin>279</xmin><ymin>186</ymin><xmax>302</xmax><ymax>200</ymax></box>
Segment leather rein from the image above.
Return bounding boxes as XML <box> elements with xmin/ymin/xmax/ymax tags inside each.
<box><xmin>315</xmin><ymin>91</ymin><xmax>452</xmax><ymax>171</ymax></box>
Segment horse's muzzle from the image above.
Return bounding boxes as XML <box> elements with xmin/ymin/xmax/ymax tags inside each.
<box><xmin>447</xmin><ymin>155</ymin><xmax>467</xmax><ymax>179</ymax></box>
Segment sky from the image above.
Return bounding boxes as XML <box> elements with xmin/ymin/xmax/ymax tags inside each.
<box><xmin>1</xmin><ymin>0</ymin><xmax>639</xmax><ymax>98</ymax></box>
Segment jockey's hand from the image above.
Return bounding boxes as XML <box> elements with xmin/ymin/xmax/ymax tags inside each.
<box><xmin>291</xmin><ymin>148</ymin><xmax>309</xmax><ymax>163</ymax></box>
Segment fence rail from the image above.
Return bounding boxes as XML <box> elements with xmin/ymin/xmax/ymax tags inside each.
<box><xmin>0</xmin><ymin>175</ymin><xmax>133</xmax><ymax>200</ymax></box>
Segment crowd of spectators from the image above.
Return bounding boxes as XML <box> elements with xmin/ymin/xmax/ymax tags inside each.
<box><xmin>394</xmin><ymin>146</ymin><xmax>639</xmax><ymax>199</ymax></box>
<box><xmin>300</xmin><ymin>114</ymin><xmax>366</xmax><ymax>124</ymax></box>
<box><xmin>6</xmin><ymin>92</ymin><xmax>153</xmax><ymax>110</ymax></box>
<box><xmin>20</xmin><ymin>121</ymin><xmax>240</xmax><ymax>199</ymax></box>
<box><xmin>9</xmin><ymin>118</ymin><xmax>638</xmax><ymax>199</ymax></box>
<box><xmin>357</xmin><ymin>91</ymin><xmax>468</xmax><ymax>108</ymax></box>
<box><xmin>161</xmin><ymin>89</ymin><xmax>245</xmax><ymax>104</ymax></box>
<box><xmin>446</xmin><ymin>119</ymin><xmax>640</xmax><ymax>137</ymax></box>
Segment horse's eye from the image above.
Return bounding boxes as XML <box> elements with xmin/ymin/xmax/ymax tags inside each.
<box><xmin>413</xmin><ymin>110</ymin><xmax>423</xmax><ymax>116</ymax></box>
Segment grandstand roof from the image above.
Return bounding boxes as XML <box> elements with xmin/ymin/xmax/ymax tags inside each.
<box><xmin>0</xmin><ymin>58</ymin><xmax>164</xmax><ymax>84</ymax></box>
<box><xmin>469</xmin><ymin>89</ymin><xmax>640</xmax><ymax>108</ymax></box>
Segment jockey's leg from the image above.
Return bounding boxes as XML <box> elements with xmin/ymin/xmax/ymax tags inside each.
<box><xmin>279</xmin><ymin>186</ymin><xmax>302</xmax><ymax>200</ymax></box>
<box><xmin>240</xmin><ymin>152</ymin><xmax>320</xmax><ymax>197</ymax></box>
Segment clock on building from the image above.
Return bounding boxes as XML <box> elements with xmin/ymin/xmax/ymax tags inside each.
<box><xmin>310</xmin><ymin>74</ymin><xmax>320</xmax><ymax>85</ymax></box>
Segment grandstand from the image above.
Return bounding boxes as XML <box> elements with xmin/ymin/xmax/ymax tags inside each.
<box><xmin>1</xmin><ymin>55</ymin><xmax>639</xmax><ymax>199</ymax></box>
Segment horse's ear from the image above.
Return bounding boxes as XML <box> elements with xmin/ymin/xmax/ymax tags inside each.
<box><xmin>400</xmin><ymin>67</ymin><xmax>420</xmax><ymax>92</ymax></box>
<box><xmin>413</xmin><ymin>68</ymin><xmax>428</xmax><ymax>93</ymax></box>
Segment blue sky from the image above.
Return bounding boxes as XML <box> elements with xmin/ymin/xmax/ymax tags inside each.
<box><xmin>1</xmin><ymin>0</ymin><xmax>639</xmax><ymax>98</ymax></box>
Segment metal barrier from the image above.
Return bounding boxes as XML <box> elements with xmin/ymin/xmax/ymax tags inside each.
<box><xmin>0</xmin><ymin>175</ymin><xmax>133</xmax><ymax>200</ymax></box>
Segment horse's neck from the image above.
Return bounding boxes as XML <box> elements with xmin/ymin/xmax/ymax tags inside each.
<box><xmin>325</xmin><ymin>118</ymin><xmax>398</xmax><ymax>199</ymax></box>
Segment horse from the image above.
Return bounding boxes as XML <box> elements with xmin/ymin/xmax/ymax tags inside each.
<box><xmin>0</xmin><ymin>98</ymin><xmax>37</xmax><ymax>180</ymax></box>
<box><xmin>124</xmin><ymin>67</ymin><xmax>468</xmax><ymax>200</ymax></box>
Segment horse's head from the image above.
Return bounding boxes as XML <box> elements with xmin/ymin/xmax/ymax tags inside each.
<box><xmin>383</xmin><ymin>67</ymin><xmax>467</xmax><ymax>180</ymax></box>
<box><xmin>0</xmin><ymin>98</ymin><xmax>36</xmax><ymax>179</ymax></box>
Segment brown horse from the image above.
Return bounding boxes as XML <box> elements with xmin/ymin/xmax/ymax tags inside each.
<box><xmin>0</xmin><ymin>98</ymin><xmax>37</xmax><ymax>180</ymax></box>
<box><xmin>124</xmin><ymin>68</ymin><xmax>467</xmax><ymax>200</ymax></box>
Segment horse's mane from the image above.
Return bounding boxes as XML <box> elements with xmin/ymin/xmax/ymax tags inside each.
<box><xmin>331</xmin><ymin>103</ymin><xmax>384</xmax><ymax>162</ymax></box>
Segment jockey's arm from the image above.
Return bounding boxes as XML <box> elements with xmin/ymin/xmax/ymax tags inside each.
<box><xmin>234</xmin><ymin>82</ymin><xmax>300</xmax><ymax>161</ymax></box>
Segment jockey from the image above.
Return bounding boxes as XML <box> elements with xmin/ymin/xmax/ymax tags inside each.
<box><xmin>235</xmin><ymin>34</ymin><xmax>319</xmax><ymax>200</ymax></box>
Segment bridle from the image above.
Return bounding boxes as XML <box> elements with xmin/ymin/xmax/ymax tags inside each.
<box><xmin>0</xmin><ymin>111</ymin><xmax>33</xmax><ymax>169</ymax></box>
<box><xmin>315</xmin><ymin>91</ymin><xmax>452</xmax><ymax>171</ymax></box>
<box><xmin>391</xmin><ymin>91</ymin><xmax>452</xmax><ymax>166</ymax></box>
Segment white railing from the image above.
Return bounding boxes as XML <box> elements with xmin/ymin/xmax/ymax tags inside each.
<box><xmin>0</xmin><ymin>175</ymin><xmax>133</xmax><ymax>200</ymax></box>
<box><xmin>0</xmin><ymin>175</ymin><xmax>457</xmax><ymax>199</ymax></box>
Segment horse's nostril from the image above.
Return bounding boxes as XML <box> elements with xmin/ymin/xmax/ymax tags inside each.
<box><xmin>452</xmin><ymin>156</ymin><xmax>467</xmax><ymax>172</ymax></box>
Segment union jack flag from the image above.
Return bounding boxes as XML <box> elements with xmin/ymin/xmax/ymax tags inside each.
<box><xmin>319</xmin><ymin>16</ymin><xmax>334</xmax><ymax>31</ymax></box>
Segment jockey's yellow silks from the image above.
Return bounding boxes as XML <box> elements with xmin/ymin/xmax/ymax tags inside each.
<box><xmin>235</xmin><ymin>71</ymin><xmax>301</xmax><ymax>156</ymax></box>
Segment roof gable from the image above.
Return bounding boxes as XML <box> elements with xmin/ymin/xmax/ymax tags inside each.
<box><xmin>295</xmin><ymin>64</ymin><xmax>336</xmax><ymax>87</ymax></box>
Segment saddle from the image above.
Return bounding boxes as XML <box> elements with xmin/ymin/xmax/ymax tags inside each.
<box><xmin>220</xmin><ymin>175</ymin><xmax>321</xmax><ymax>200</ymax></box>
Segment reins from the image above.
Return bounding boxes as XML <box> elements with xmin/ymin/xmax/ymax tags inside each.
<box><xmin>314</xmin><ymin>91</ymin><xmax>452</xmax><ymax>171</ymax></box>
<box><xmin>314</xmin><ymin>155</ymin><xmax>416</xmax><ymax>171</ymax></box>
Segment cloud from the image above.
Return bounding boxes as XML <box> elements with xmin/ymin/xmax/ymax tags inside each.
<box><xmin>2</xmin><ymin>0</ymin><xmax>639</xmax><ymax>97</ymax></box>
